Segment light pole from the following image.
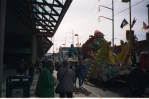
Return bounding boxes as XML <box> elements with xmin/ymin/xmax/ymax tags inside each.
<box><xmin>67</xmin><ymin>30</ymin><xmax>74</xmax><ymax>45</ymax></box>
<box><xmin>52</xmin><ymin>37</ymin><xmax>54</xmax><ymax>60</ymax></box>
<box><xmin>72</xmin><ymin>30</ymin><xmax>74</xmax><ymax>45</ymax></box>
<box><xmin>121</xmin><ymin>0</ymin><xmax>132</xmax><ymax>68</ymax></box>
<box><xmin>62</xmin><ymin>44</ymin><xmax>65</xmax><ymax>47</ymax></box>
<box><xmin>122</xmin><ymin>0</ymin><xmax>131</xmax><ymax>41</ymax></box>
<box><xmin>61</xmin><ymin>38</ymin><xmax>66</xmax><ymax>47</ymax></box>
<box><xmin>89</xmin><ymin>35</ymin><xmax>93</xmax><ymax>39</ymax></box>
<box><xmin>98</xmin><ymin>0</ymin><xmax>114</xmax><ymax>52</ymax></box>
<box><xmin>74</xmin><ymin>34</ymin><xmax>79</xmax><ymax>46</ymax></box>
<box><xmin>65</xmin><ymin>37</ymin><xmax>66</xmax><ymax>47</ymax></box>
<box><xmin>98</xmin><ymin>15</ymin><xmax>114</xmax><ymax>48</ymax></box>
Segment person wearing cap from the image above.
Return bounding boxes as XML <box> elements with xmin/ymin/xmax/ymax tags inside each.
<box><xmin>35</xmin><ymin>59</ymin><xmax>56</xmax><ymax>98</ymax></box>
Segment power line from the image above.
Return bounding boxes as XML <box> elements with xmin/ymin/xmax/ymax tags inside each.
<box><xmin>74</xmin><ymin>1</ymin><xmax>99</xmax><ymax>30</ymax></box>
<box><xmin>81</xmin><ymin>0</ymin><xmax>144</xmax><ymax>38</ymax></box>
<box><xmin>99</xmin><ymin>0</ymin><xmax>117</xmax><ymax>11</ymax></box>
<box><xmin>100</xmin><ymin>0</ymin><xmax>144</xmax><ymax>22</ymax></box>
<box><xmin>79</xmin><ymin>0</ymin><xmax>118</xmax><ymax>37</ymax></box>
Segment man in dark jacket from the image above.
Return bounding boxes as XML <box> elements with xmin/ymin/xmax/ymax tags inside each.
<box><xmin>35</xmin><ymin>59</ymin><xmax>56</xmax><ymax>97</ymax></box>
<box><xmin>76</xmin><ymin>61</ymin><xmax>86</xmax><ymax>87</ymax></box>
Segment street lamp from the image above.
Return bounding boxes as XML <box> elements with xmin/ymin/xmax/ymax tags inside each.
<box><xmin>98</xmin><ymin>16</ymin><xmax>112</xmax><ymax>22</ymax></box>
<box><xmin>122</xmin><ymin>0</ymin><xmax>129</xmax><ymax>2</ymax></box>
<box><xmin>67</xmin><ymin>30</ymin><xmax>74</xmax><ymax>45</ymax></box>
<box><xmin>89</xmin><ymin>35</ymin><xmax>93</xmax><ymax>39</ymax></box>
<box><xmin>146</xmin><ymin>4</ymin><xmax>149</xmax><ymax>33</ymax></box>
<box><xmin>121</xmin><ymin>0</ymin><xmax>132</xmax><ymax>67</ymax></box>
<box><xmin>74</xmin><ymin>34</ymin><xmax>79</xmax><ymax>46</ymax></box>
<box><xmin>72</xmin><ymin>30</ymin><xmax>74</xmax><ymax>45</ymax></box>
<box><xmin>99</xmin><ymin>5</ymin><xmax>112</xmax><ymax>11</ymax></box>
<box><xmin>98</xmin><ymin>0</ymin><xmax>114</xmax><ymax>52</ymax></box>
<box><xmin>121</xmin><ymin>0</ymin><xmax>131</xmax><ymax>41</ymax></box>
<box><xmin>62</xmin><ymin>44</ymin><xmax>65</xmax><ymax>47</ymax></box>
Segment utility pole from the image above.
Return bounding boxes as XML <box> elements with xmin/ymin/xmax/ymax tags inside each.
<box><xmin>65</xmin><ymin>37</ymin><xmax>66</xmax><ymax>47</ymax></box>
<box><xmin>98</xmin><ymin>0</ymin><xmax>114</xmax><ymax>52</ymax></box>
<box><xmin>72</xmin><ymin>30</ymin><xmax>74</xmax><ymax>45</ymax></box>
<box><xmin>67</xmin><ymin>30</ymin><xmax>74</xmax><ymax>45</ymax></box>
<box><xmin>129</xmin><ymin>0</ymin><xmax>132</xmax><ymax>41</ymax></box>
<box><xmin>112</xmin><ymin>0</ymin><xmax>114</xmax><ymax>52</ymax></box>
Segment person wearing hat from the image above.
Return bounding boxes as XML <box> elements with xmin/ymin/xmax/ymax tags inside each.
<box><xmin>35</xmin><ymin>59</ymin><xmax>56</xmax><ymax>97</ymax></box>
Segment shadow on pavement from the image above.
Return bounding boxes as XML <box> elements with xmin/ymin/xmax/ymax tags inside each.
<box><xmin>74</xmin><ymin>87</ymin><xmax>92</xmax><ymax>97</ymax></box>
<box><xmin>88</xmin><ymin>80</ymin><xmax>149</xmax><ymax>98</ymax></box>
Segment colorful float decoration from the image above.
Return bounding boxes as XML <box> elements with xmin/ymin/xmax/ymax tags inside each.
<box><xmin>83</xmin><ymin>30</ymin><xmax>137</xmax><ymax>83</ymax></box>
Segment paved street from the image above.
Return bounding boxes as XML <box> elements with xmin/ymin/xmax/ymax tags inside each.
<box><xmin>1</xmin><ymin>69</ymin><xmax>98</xmax><ymax>98</ymax></box>
<box><xmin>1</xmin><ymin>69</ymin><xmax>149</xmax><ymax>98</ymax></box>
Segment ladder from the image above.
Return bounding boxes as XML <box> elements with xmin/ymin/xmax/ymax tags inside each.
<box><xmin>84</xmin><ymin>60</ymin><xmax>95</xmax><ymax>84</ymax></box>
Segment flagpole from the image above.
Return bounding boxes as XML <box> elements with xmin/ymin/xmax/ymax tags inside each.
<box><xmin>121</xmin><ymin>0</ymin><xmax>133</xmax><ymax>68</ymax></box>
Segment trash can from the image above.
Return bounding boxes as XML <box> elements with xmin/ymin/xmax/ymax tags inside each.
<box><xmin>6</xmin><ymin>75</ymin><xmax>31</xmax><ymax>97</ymax></box>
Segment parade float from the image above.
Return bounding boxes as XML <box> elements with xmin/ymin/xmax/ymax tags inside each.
<box><xmin>82</xmin><ymin>30</ymin><xmax>137</xmax><ymax>84</ymax></box>
<box><xmin>59</xmin><ymin>44</ymin><xmax>79</xmax><ymax>62</ymax></box>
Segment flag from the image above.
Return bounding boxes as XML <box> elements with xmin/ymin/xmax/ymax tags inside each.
<box><xmin>142</xmin><ymin>22</ymin><xmax>148</xmax><ymax>30</ymax></box>
<box><xmin>131</xmin><ymin>17</ymin><xmax>137</xmax><ymax>28</ymax></box>
<box><xmin>120</xmin><ymin>18</ymin><xmax>129</xmax><ymax>29</ymax></box>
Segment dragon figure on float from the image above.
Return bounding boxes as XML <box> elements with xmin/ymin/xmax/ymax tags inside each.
<box><xmin>83</xmin><ymin>30</ymin><xmax>135</xmax><ymax>82</ymax></box>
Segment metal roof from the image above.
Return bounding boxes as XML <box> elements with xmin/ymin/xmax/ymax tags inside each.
<box><xmin>7</xmin><ymin>0</ymin><xmax>72</xmax><ymax>37</ymax></box>
<box><xmin>5</xmin><ymin>0</ymin><xmax>73</xmax><ymax>59</ymax></box>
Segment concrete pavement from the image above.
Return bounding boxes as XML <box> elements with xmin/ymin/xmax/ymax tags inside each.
<box><xmin>1</xmin><ymin>69</ymin><xmax>99</xmax><ymax>98</ymax></box>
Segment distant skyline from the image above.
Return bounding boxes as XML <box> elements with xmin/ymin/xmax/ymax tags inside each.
<box><xmin>49</xmin><ymin>0</ymin><xmax>148</xmax><ymax>53</ymax></box>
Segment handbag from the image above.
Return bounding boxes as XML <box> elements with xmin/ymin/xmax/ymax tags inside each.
<box><xmin>55</xmin><ymin>69</ymin><xmax>68</xmax><ymax>94</ymax></box>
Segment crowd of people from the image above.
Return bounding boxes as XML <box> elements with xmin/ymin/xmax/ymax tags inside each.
<box><xmin>15</xmin><ymin>56</ymin><xmax>87</xmax><ymax>98</ymax></box>
<box><xmin>16</xmin><ymin>58</ymin><xmax>46</xmax><ymax>84</ymax></box>
<box><xmin>35</xmin><ymin>59</ymin><xmax>87</xmax><ymax>98</ymax></box>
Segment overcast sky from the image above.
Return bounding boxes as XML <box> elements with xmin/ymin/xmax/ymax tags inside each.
<box><xmin>49</xmin><ymin>0</ymin><xmax>148</xmax><ymax>53</ymax></box>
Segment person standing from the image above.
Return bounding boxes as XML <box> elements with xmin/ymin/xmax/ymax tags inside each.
<box><xmin>35</xmin><ymin>59</ymin><xmax>56</xmax><ymax>98</ymax></box>
<box><xmin>38</xmin><ymin>62</ymin><xmax>43</xmax><ymax>73</ymax></box>
<box><xmin>24</xmin><ymin>59</ymin><xmax>27</xmax><ymax>74</ymax></box>
<box><xmin>42</xmin><ymin>60</ymin><xmax>45</xmax><ymax>69</ymax></box>
<box><xmin>18</xmin><ymin>58</ymin><xmax>25</xmax><ymax>75</ymax></box>
<box><xmin>16</xmin><ymin>60</ymin><xmax>20</xmax><ymax>74</ymax></box>
<box><xmin>28</xmin><ymin>59</ymin><xmax>35</xmax><ymax>84</ymax></box>
<box><xmin>70</xmin><ymin>62</ymin><xmax>77</xmax><ymax>87</ymax></box>
<box><xmin>57</xmin><ymin>60</ymin><xmax>75</xmax><ymax>98</ymax></box>
<box><xmin>76</xmin><ymin>61</ymin><xmax>86</xmax><ymax>88</ymax></box>
<box><xmin>69</xmin><ymin>44</ymin><xmax>76</xmax><ymax>58</ymax></box>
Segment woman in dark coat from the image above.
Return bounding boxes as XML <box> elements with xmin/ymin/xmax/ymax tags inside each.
<box><xmin>57</xmin><ymin>60</ymin><xmax>75</xmax><ymax>98</ymax></box>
